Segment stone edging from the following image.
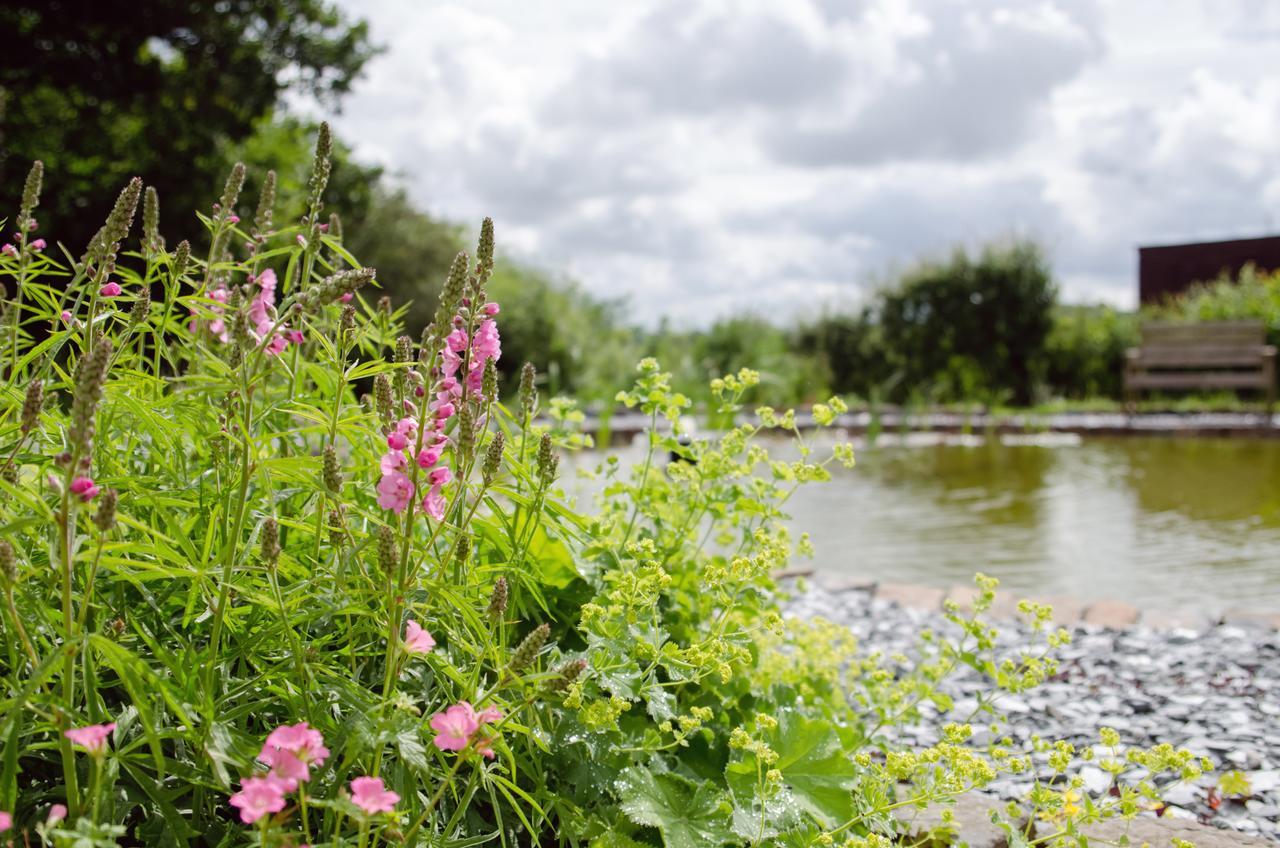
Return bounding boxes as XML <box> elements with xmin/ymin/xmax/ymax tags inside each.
<box><xmin>808</xmin><ymin>573</ymin><xmax>1280</xmax><ymax>633</ymax></box>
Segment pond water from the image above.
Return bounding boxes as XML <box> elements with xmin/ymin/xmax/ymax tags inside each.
<box><xmin>570</xmin><ymin>435</ymin><xmax>1280</xmax><ymax>614</ymax></box>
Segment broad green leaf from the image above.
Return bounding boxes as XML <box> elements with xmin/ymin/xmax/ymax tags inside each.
<box><xmin>616</xmin><ymin>768</ymin><xmax>735</xmax><ymax>848</ymax></box>
<box><xmin>770</xmin><ymin>710</ymin><xmax>861</xmax><ymax>827</ymax></box>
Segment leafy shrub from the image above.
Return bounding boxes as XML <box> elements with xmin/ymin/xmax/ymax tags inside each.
<box><xmin>1150</xmin><ymin>263</ymin><xmax>1280</xmax><ymax>348</ymax></box>
<box><xmin>0</xmin><ymin>140</ymin><xmax>1204</xmax><ymax>846</ymax></box>
<box><xmin>1042</xmin><ymin>305</ymin><xmax>1138</xmax><ymax>400</ymax></box>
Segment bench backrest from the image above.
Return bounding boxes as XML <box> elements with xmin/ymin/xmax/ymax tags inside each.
<box><xmin>1139</xmin><ymin>320</ymin><xmax>1267</xmax><ymax>349</ymax></box>
<box><xmin>1132</xmin><ymin>320</ymin><xmax>1271</xmax><ymax>370</ymax></box>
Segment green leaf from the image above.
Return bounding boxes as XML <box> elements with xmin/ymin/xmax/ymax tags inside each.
<box><xmin>770</xmin><ymin>711</ymin><xmax>861</xmax><ymax>827</ymax></box>
<box><xmin>616</xmin><ymin>768</ymin><xmax>735</xmax><ymax>848</ymax></box>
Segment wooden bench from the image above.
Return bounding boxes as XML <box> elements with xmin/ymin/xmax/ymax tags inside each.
<box><xmin>1124</xmin><ymin>320</ymin><xmax>1276</xmax><ymax>411</ymax></box>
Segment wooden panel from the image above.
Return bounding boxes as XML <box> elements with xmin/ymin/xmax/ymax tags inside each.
<box><xmin>1132</xmin><ymin>345</ymin><xmax>1275</xmax><ymax>367</ymax></box>
<box><xmin>1125</xmin><ymin>371</ymin><xmax>1272</xmax><ymax>390</ymax></box>
<box><xmin>1140</xmin><ymin>321</ymin><xmax>1266</xmax><ymax>346</ymax></box>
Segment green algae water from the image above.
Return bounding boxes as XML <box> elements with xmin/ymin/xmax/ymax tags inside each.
<box><xmin>572</xmin><ymin>435</ymin><xmax>1280</xmax><ymax>614</ymax></box>
<box><xmin>782</xmin><ymin>435</ymin><xmax>1280</xmax><ymax>614</ymax></box>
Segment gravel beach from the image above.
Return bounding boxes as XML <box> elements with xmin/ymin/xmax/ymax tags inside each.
<box><xmin>785</xmin><ymin>580</ymin><xmax>1280</xmax><ymax>844</ymax></box>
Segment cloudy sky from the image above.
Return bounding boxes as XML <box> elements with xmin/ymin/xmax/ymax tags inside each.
<box><xmin>319</xmin><ymin>0</ymin><xmax>1280</xmax><ymax>324</ymax></box>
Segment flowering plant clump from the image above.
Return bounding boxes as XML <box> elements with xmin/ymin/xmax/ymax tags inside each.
<box><xmin>0</xmin><ymin>134</ymin><xmax>1205</xmax><ymax>847</ymax></box>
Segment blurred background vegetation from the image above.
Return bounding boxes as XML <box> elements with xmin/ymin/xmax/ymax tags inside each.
<box><xmin>3</xmin><ymin>0</ymin><xmax>1275</xmax><ymax>410</ymax></box>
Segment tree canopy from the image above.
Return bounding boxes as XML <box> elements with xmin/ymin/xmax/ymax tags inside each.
<box><xmin>0</xmin><ymin>0</ymin><xmax>375</xmax><ymax>250</ymax></box>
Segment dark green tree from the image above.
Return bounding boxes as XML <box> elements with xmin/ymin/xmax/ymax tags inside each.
<box><xmin>876</xmin><ymin>240</ymin><xmax>1057</xmax><ymax>405</ymax></box>
<box><xmin>0</xmin><ymin>0</ymin><xmax>375</xmax><ymax>250</ymax></box>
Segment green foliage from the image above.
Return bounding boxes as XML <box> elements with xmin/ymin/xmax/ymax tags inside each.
<box><xmin>0</xmin><ymin>0</ymin><xmax>374</xmax><ymax>249</ymax></box>
<box><xmin>0</xmin><ymin>157</ymin><xmax>1204</xmax><ymax>847</ymax></box>
<box><xmin>875</xmin><ymin>241</ymin><xmax>1057</xmax><ymax>406</ymax></box>
<box><xmin>1042</xmin><ymin>305</ymin><xmax>1138</xmax><ymax>399</ymax></box>
<box><xmin>1150</xmin><ymin>263</ymin><xmax>1280</xmax><ymax>348</ymax></box>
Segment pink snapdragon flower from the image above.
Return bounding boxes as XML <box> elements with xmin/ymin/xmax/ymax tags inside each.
<box><xmin>481</xmin><ymin>302</ymin><xmax>500</xmax><ymax>316</ymax></box>
<box><xmin>30</xmin><ymin>238</ymin><xmax>45</xmax><ymax>251</ymax></box>
<box><xmin>386</xmin><ymin>430</ymin><xmax>409</xmax><ymax>451</ymax></box>
<box><xmin>380</xmin><ymin>450</ymin><xmax>408</xmax><ymax>474</ymax></box>
<box><xmin>47</xmin><ymin>804</ymin><xmax>67</xmax><ymax>825</ymax></box>
<box><xmin>445</xmin><ymin>328</ymin><xmax>468</xmax><ymax>353</ymax></box>
<box><xmin>99</xmin><ymin>281</ymin><xmax>122</xmax><ymax>297</ymax></box>
<box><xmin>403</xmin><ymin>620</ymin><xmax>435</xmax><ymax>655</ymax></box>
<box><xmin>416</xmin><ymin>436</ymin><xmax>445</xmax><ymax>469</ymax></box>
<box><xmin>376</xmin><ymin>470</ymin><xmax>414</xmax><ymax>513</ymax></box>
<box><xmin>1</xmin><ymin>244</ymin><xmax>15</xmax><ymax>257</ymax></box>
<box><xmin>422</xmin><ymin>484</ymin><xmax>446</xmax><ymax>521</ymax></box>
<box><xmin>65</xmin><ymin>721</ymin><xmax>116</xmax><ymax>754</ymax></box>
<box><xmin>229</xmin><ymin>775</ymin><xmax>289</xmax><ymax>824</ymax></box>
<box><xmin>472</xmin><ymin>319</ymin><xmax>501</xmax><ymax>363</ymax></box>
<box><xmin>339</xmin><ymin>291</ymin><xmax>354</xmax><ymax>303</ymax></box>
<box><xmin>0</xmin><ymin>811</ymin><xmax>10</xmax><ymax>832</ymax></box>
<box><xmin>69</xmin><ymin>476</ymin><xmax>99</xmax><ymax>502</ymax></box>
<box><xmin>60</xmin><ymin>310</ymin><xmax>72</xmax><ymax>324</ymax></box>
<box><xmin>349</xmin><ymin>776</ymin><xmax>399</xmax><ymax>814</ymax></box>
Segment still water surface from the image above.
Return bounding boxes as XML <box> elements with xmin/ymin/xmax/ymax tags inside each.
<box><xmin>571</xmin><ymin>436</ymin><xmax>1280</xmax><ymax>613</ymax></box>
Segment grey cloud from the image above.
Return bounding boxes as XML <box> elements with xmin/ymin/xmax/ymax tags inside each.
<box><xmin>765</xmin><ymin>2</ymin><xmax>1104</xmax><ymax>166</ymax></box>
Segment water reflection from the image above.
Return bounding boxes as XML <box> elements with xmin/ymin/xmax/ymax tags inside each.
<box><xmin>567</xmin><ymin>436</ymin><xmax>1280</xmax><ymax>614</ymax></box>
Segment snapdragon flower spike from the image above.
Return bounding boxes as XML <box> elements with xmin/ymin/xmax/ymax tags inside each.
<box><xmin>349</xmin><ymin>776</ymin><xmax>399</xmax><ymax>814</ymax></box>
<box><xmin>229</xmin><ymin>775</ymin><xmax>289</xmax><ymax>824</ymax></box>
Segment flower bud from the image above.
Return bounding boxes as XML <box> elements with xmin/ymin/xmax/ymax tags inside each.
<box><xmin>0</xmin><ymin>540</ymin><xmax>16</xmax><ymax>585</ymax></box>
<box><xmin>377</xmin><ymin>295</ymin><xmax>392</xmax><ymax>316</ymax></box>
<box><xmin>260</xmin><ymin>516</ymin><xmax>280</xmax><ymax>569</ymax></box>
<box><xmin>20</xmin><ymin>379</ymin><xmax>43</xmax><ymax>434</ymax></box>
<box><xmin>476</xmin><ymin>217</ymin><xmax>495</xmax><ymax>276</ymax></box>
<box><xmin>93</xmin><ymin>488</ymin><xmax>118</xmax><ymax>533</ymax></box>
<box><xmin>143</xmin><ymin>186</ymin><xmax>163</xmax><ymax>254</ymax></box>
<box><xmin>323</xmin><ymin>444</ymin><xmax>342</xmax><ymax>493</ymax></box>
<box><xmin>340</xmin><ymin>303</ymin><xmax>356</xmax><ymax>335</ymax></box>
<box><xmin>307</xmin><ymin>122</ymin><xmax>332</xmax><ymax>214</ymax></box>
<box><xmin>374</xmin><ymin>374</ymin><xmax>394</xmax><ymax>426</ymax></box>
<box><xmin>456</xmin><ymin>402</ymin><xmax>476</xmax><ymax>459</ymax></box>
<box><xmin>19</xmin><ymin>160</ymin><xmax>43</xmax><ymax>230</ymax></box>
<box><xmin>296</xmin><ymin>267</ymin><xmax>375</xmax><ymax>311</ymax></box>
<box><xmin>327</xmin><ymin>212</ymin><xmax>343</xmax><ymax>241</ymax></box>
<box><xmin>509</xmin><ymin>623</ymin><xmax>550</xmax><ymax>673</ymax></box>
<box><xmin>376</xmin><ymin>524</ymin><xmax>397</xmax><ymax>576</ymax></box>
<box><xmin>519</xmin><ymin>362</ymin><xmax>538</xmax><ymax>421</ymax></box>
<box><xmin>130</xmin><ymin>284</ymin><xmax>151</xmax><ymax>326</ymax></box>
<box><xmin>548</xmin><ymin>658</ymin><xmax>588</xmax><ymax>692</ymax></box>
<box><xmin>254</xmin><ymin>170</ymin><xmax>277</xmax><ymax>236</ymax></box>
<box><xmin>536</xmin><ymin>433</ymin><xmax>554</xmax><ymax>483</ymax></box>
<box><xmin>84</xmin><ymin>177</ymin><xmax>142</xmax><ymax>273</ymax></box>
<box><xmin>452</xmin><ymin>534</ymin><xmax>471</xmax><ymax>571</ymax></box>
<box><xmin>482</xmin><ymin>432</ymin><xmax>504</xmax><ymax>482</ymax></box>
<box><xmin>328</xmin><ymin>508</ymin><xmax>345</xmax><ymax>549</ymax></box>
<box><xmin>487</xmin><ymin>576</ymin><xmax>508</xmax><ymax>621</ymax></box>
<box><xmin>171</xmin><ymin>239</ymin><xmax>191</xmax><ymax>280</ymax></box>
<box><xmin>219</xmin><ymin>162</ymin><xmax>246</xmax><ymax>217</ymax></box>
<box><xmin>69</xmin><ymin>338</ymin><xmax>113</xmax><ymax>458</ymax></box>
<box><xmin>481</xmin><ymin>358</ymin><xmax>497</xmax><ymax>401</ymax></box>
<box><xmin>432</xmin><ymin>252</ymin><xmax>469</xmax><ymax>333</ymax></box>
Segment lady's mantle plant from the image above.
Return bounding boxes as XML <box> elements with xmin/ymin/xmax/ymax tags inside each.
<box><xmin>0</xmin><ymin>130</ymin><xmax>1206</xmax><ymax>847</ymax></box>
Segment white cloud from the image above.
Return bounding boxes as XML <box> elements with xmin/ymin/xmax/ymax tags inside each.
<box><xmin>323</xmin><ymin>0</ymin><xmax>1280</xmax><ymax>323</ymax></box>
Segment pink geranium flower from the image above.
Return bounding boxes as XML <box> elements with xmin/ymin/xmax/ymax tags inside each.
<box><xmin>99</xmin><ymin>282</ymin><xmax>122</xmax><ymax>297</ymax></box>
<box><xmin>65</xmin><ymin>721</ymin><xmax>116</xmax><ymax>754</ymax></box>
<box><xmin>229</xmin><ymin>775</ymin><xmax>289</xmax><ymax>824</ymax></box>
<box><xmin>349</xmin><ymin>776</ymin><xmax>399</xmax><ymax>814</ymax></box>
<box><xmin>262</xmin><ymin>722</ymin><xmax>330</xmax><ymax>768</ymax></box>
<box><xmin>70</xmin><ymin>476</ymin><xmax>100</xmax><ymax>502</ymax></box>
<box><xmin>403</xmin><ymin>620</ymin><xmax>435</xmax><ymax>655</ymax></box>
<box><xmin>430</xmin><ymin>702</ymin><xmax>479</xmax><ymax>752</ymax></box>
<box><xmin>376</xmin><ymin>470</ymin><xmax>414</xmax><ymax>512</ymax></box>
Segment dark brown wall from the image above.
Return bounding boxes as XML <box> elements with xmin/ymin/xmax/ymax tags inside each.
<box><xmin>1138</xmin><ymin>235</ymin><xmax>1280</xmax><ymax>304</ymax></box>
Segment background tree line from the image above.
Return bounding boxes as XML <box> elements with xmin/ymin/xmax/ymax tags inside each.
<box><xmin>7</xmin><ymin>0</ymin><xmax>1271</xmax><ymax>411</ymax></box>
